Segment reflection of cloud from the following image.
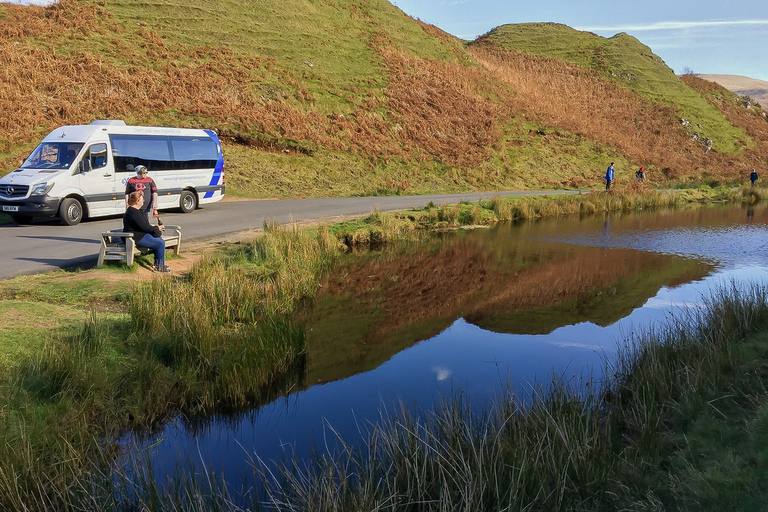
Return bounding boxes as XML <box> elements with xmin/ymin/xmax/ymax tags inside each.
<box><xmin>577</xmin><ymin>19</ymin><xmax>768</xmax><ymax>32</ymax></box>
<box><xmin>642</xmin><ymin>297</ymin><xmax>700</xmax><ymax>310</ymax></box>
<box><xmin>433</xmin><ymin>367</ymin><xmax>452</xmax><ymax>382</ymax></box>
<box><xmin>547</xmin><ymin>340</ymin><xmax>604</xmax><ymax>351</ymax></box>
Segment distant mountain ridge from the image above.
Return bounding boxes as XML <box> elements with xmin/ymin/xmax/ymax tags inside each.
<box><xmin>696</xmin><ymin>74</ymin><xmax>768</xmax><ymax>109</ymax></box>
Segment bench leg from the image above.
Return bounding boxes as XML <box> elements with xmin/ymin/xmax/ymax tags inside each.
<box><xmin>126</xmin><ymin>238</ymin><xmax>135</xmax><ymax>266</ymax></box>
<box><xmin>97</xmin><ymin>242</ymin><xmax>106</xmax><ymax>268</ymax></box>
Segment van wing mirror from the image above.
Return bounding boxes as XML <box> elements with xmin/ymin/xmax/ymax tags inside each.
<box><xmin>78</xmin><ymin>159</ymin><xmax>91</xmax><ymax>174</ymax></box>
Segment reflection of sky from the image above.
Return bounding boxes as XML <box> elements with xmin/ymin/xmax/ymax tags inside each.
<box><xmin>552</xmin><ymin>223</ymin><xmax>768</xmax><ymax>268</ymax></box>
<box><xmin>127</xmin><ymin>209</ymin><xmax>768</xmax><ymax>492</ymax></box>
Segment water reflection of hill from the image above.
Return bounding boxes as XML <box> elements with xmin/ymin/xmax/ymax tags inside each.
<box><xmin>298</xmin><ymin>221</ymin><xmax>713</xmax><ymax>386</ymax></box>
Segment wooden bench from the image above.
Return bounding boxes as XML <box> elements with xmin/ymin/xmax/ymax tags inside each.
<box><xmin>96</xmin><ymin>225</ymin><xmax>182</xmax><ymax>267</ymax></box>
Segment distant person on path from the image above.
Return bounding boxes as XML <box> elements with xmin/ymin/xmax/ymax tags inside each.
<box><xmin>123</xmin><ymin>191</ymin><xmax>170</xmax><ymax>273</ymax></box>
<box><xmin>125</xmin><ymin>164</ymin><xmax>158</xmax><ymax>224</ymax></box>
<box><xmin>605</xmin><ymin>162</ymin><xmax>615</xmax><ymax>191</ymax></box>
<box><xmin>635</xmin><ymin>166</ymin><xmax>645</xmax><ymax>183</ymax></box>
<box><xmin>750</xmin><ymin>169</ymin><xmax>758</xmax><ymax>186</ymax></box>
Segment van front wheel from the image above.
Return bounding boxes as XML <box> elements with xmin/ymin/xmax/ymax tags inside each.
<box><xmin>179</xmin><ymin>190</ymin><xmax>197</xmax><ymax>213</ymax></box>
<box><xmin>59</xmin><ymin>198</ymin><xmax>83</xmax><ymax>226</ymax></box>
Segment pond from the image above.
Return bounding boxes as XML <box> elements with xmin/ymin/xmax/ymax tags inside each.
<box><xmin>123</xmin><ymin>202</ymin><xmax>768</xmax><ymax>494</ymax></box>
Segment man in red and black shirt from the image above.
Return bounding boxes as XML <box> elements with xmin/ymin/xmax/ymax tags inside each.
<box><xmin>124</xmin><ymin>165</ymin><xmax>158</xmax><ymax>224</ymax></box>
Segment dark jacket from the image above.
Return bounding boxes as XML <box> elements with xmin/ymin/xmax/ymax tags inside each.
<box><xmin>123</xmin><ymin>207</ymin><xmax>162</xmax><ymax>239</ymax></box>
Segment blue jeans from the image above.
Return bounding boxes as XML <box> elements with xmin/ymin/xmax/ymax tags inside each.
<box><xmin>137</xmin><ymin>233</ymin><xmax>166</xmax><ymax>267</ymax></box>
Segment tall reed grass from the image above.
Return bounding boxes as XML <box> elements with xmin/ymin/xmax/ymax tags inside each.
<box><xmin>405</xmin><ymin>188</ymin><xmax>733</xmax><ymax>230</ymax></box>
<box><xmin>126</xmin><ymin>221</ymin><xmax>339</xmax><ymax>413</ymax></box>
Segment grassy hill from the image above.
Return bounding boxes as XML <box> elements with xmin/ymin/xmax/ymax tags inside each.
<box><xmin>0</xmin><ymin>1</ymin><xmax>766</xmax><ymax>199</ymax></box>
<box><xmin>697</xmin><ymin>74</ymin><xmax>768</xmax><ymax>109</ymax></box>
<box><xmin>475</xmin><ymin>23</ymin><xmax>750</xmax><ymax>154</ymax></box>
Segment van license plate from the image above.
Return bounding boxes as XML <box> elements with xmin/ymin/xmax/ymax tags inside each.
<box><xmin>2</xmin><ymin>206</ymin><xmax>19</xmax><ymax>212</ymax></box>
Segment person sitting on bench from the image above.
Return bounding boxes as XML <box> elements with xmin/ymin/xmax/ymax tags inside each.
<box><xmin>123</xmin><ymin>191</ymin><xmax>171</xmax><ymax>273</ymax></box>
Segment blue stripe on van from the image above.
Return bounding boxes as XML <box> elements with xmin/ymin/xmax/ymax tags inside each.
<box><xmin>203</xmin><ymin>130</ymin><xmax>224</xmax><ymax>199</ymax></box>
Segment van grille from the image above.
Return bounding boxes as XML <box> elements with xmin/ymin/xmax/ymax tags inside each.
<box><xmin>0</xmin><ymin>185</ymin><xmax>29</xmax><ymax>198</ymax></box>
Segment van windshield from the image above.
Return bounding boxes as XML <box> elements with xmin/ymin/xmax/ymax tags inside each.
<box><xmin>21</xmin><ymin>142</ymin><xmax>84</xmax><ymax>170</ymax></box>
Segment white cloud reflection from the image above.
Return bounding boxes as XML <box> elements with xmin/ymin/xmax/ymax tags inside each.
<box><xmin>433</xmin><ymin>367</ymin><xmax>453</xmax><ymax>382</ymax></box>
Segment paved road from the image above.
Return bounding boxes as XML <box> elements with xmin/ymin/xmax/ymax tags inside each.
<box><xmin>0</xmin><ymin>190</ymin><xmax>579</xmax><ymax>280</ymax></box>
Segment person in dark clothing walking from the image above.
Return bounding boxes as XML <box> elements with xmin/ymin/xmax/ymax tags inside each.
<box><xmin>750</xmin><ymin>169</ymin><xmax>758</xmax><ymax>186</ymax></box>
<box><xmin>125</xmin><ymin>165</ymin><xmax>158</xmax><ymax>224</ymax></box>
<box><xmin>605</xmin><ymin>162</ymin><xmax>615</xmax><ymax>191</ymax></box>
<box><xmin>123</xmin><ymin>191</ymin><xmax>170</xmax><ymax>273</ymax></box>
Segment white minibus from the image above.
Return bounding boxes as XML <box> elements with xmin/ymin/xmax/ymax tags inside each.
<box><xmin>0</xmin><ymin>120</ymin><xmax>225</xmax><ymax>225</ymax></box>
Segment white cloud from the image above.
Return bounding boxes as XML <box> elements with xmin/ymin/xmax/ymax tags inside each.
<box><xmin>577</xmin><ymin>19</ymin><xmax>768</xmax><ymax>33</ymax></box>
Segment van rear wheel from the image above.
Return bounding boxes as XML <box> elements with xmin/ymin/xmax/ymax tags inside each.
<box><xmin>59</xmin><ymin>198</ymin><xmax>83</xmax><ymax>226</ymax></box>
<box><xmin>179</xmin><ymin>190</ymin><xmax>197</xmax><ymax>213</ymax></box>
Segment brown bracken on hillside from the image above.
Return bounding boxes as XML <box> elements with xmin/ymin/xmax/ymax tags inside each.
<box><xmin>1</xmin><ymin>0</ymin><xmax>766</xmax><ymax>184</ymax></box>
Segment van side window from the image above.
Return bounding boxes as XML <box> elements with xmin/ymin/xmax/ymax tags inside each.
<box><xmin>110</xmin><ymin>135</ymin><xmax>173</xmax><ymax>172</ymax></box>
<box><xmin>170</xmin><ymin>137</ymin><xmax>218</xmax><ymax>169</ymax></box>
<box><xmin>90</xmin><ymin>143</ymin><xmax>108</xmax><ymax>169</ymax></box>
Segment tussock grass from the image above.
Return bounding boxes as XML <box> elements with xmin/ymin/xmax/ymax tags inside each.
<box><xmin>0</xmin><ymin>223</ymin><xmax>344</xmax><ymax>509</ymax></box>
<box><xmin>327</xmin><ymin>188</ymin><xmax>754</xmax><ymax>250</ymax></box>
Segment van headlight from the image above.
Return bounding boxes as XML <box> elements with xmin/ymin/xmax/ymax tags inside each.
<box><xmin>31</xmin><ymin>183</ymin><xmax>53</xmax><ymax>196</ymax></box>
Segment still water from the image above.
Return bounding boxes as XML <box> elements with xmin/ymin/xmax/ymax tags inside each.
<box><xmin>125</xmin><ymin>203</ymin><xmax>768</xmax><ymax>489</ymax></box>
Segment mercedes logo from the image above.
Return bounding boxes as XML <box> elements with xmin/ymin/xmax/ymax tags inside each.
<box><xmin>3</xmin><ymin>186</ymin><xmax>13</xmax><ymax>196</ymax></box>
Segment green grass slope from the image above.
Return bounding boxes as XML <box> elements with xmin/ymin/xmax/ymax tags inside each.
<box><xmin>104</xmin><ymin>0</ymin><xmax>466</xmax><ymax>115</ymax></box>
<box><xmin>0</xmin><ymin>2</ymin><xmax>765</xmax><ymax>200</ymax></box>
<box><xmin>479</xmin><ymin>23</ymin><xmax>750</xmax><ymax>153</ymax></box>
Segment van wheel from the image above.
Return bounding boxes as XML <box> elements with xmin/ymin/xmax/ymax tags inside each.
<box><xmin>10</xmin><ymin>215</ymin><xmax>33</xmax><ymax>225</ymax></box>
<box><xmin>59</xmin><ymin>198</ymin><xmax>83</xmax><ymax>226</ymax></box>
<box><xmin>179</xmin><ymin>190</ymin><xmax>197</xmax><ymax>213</ymax></box>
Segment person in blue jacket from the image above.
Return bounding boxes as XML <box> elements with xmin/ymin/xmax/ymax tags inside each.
<box><xmin>605</xmin><ymin>162</ymin><xmax>615</xmax><ymax>191</ymax></box>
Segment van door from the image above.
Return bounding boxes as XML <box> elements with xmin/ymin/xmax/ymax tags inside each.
<box><xmin>76</xmin><ymin>143</ymin><xmax>120</xmax><ymax>217</ymax></box>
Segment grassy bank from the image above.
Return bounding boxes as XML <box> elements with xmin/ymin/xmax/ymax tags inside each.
<box><xmin>331</xmin><ymin>184</ymin><xmax>757</xmax><ymax>245</ymax></box>
<box><xmin>0</xmin><ymin>186</ymin><xmax>765</xmax><ymax>508</ymax></box>
<box><xmin>0</xmin><ymin>223</ymin><xmax>339</xmax><ymax>509</ymax></box>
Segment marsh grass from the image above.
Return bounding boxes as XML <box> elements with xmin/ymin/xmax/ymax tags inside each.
<box><xmin>254</xmin><ymin>385</ymin><xmax>613</xmax><ymax>512</ymax></box>
<box><xmin>0</xmin><ymin>222</ymin><xmax>343</xmax><ymax>509</ymax></box>
<box><xmin>126</xmin><ymin>221</ymin><xmax>338</xmax><ymax>413</ymax></box>
<box><xmin>358</xmin><ymin>188</ymin><xmax>746</xmax><ymax>235</ymax></box>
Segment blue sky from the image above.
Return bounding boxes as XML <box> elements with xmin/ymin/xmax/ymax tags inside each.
<box><xmin>389</xmin><ymin>0</ymin><xmax>768</xmax><ymax>81</ymax></box>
